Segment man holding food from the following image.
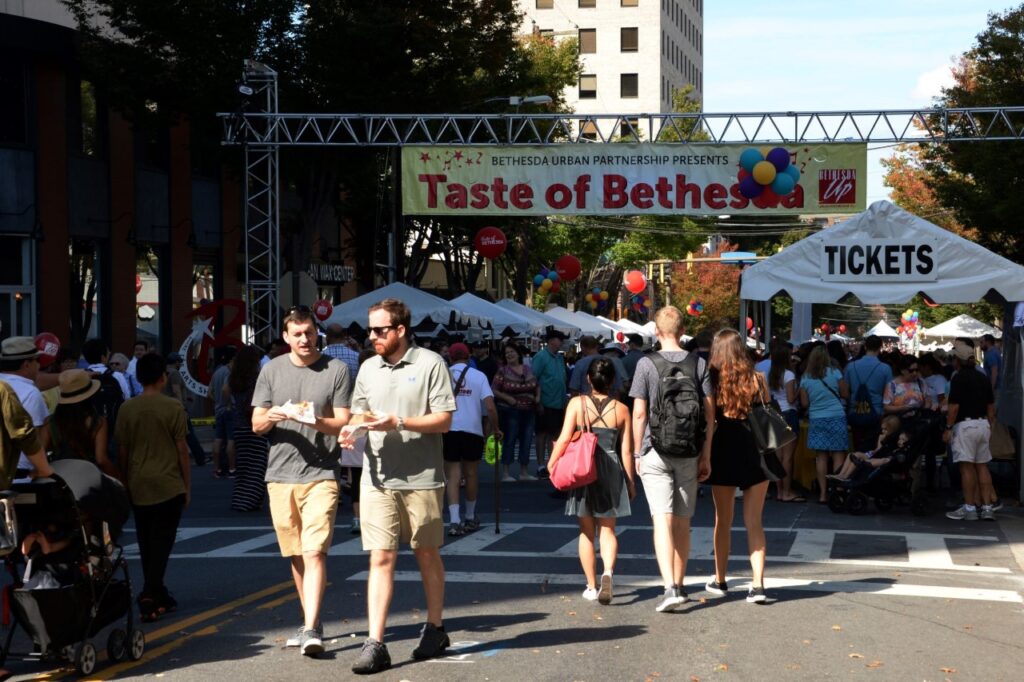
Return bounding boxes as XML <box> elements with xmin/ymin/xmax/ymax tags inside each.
<box><xmin>252</xmin><ymin>306</ymin><xmax>352</xmax><ymax>657</ymax></box>
<box><xmin>339</xmin><ymin>298</ymin><xmax>456</xmax><ymax>675</ymax></box>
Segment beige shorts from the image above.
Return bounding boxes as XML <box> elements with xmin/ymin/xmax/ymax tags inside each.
<box><xmin>267</xmin><ymin>480</ymin><xmax>340</xmax><ymax>556</ymax></box>
<box><xmin>360</xmin><ymin>486</ymin><xmax>445</xmax><ymax>551</ymax></box>
<box><xmin>951</xmin><ymin>419</ymin><xmax>992</xmax><ymax>465</ymax></box>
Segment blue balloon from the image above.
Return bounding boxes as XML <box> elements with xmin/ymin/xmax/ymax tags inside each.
<box><xmin>549</xmin><ymin>271</ymin><xmax>559</xmax><ymax>282</ymax></box>
<box><xmin>540</xmin><ymin>266</ymin><xmax>549</xmax><ymax>276</ymax></box>
<box><xmin>592</xmin><ymin>287</ymin><xmax>601</xmax><ymax>295</ymax></box>
<box><xmin>739</xmin><ymin>148</ymin><xmax>764</xmax><ymax>173</ymax></box>
<box><xmin>785</xmin><ymin>165</ymin><xmax>801</xmax><ymax>182</ymax></box>
<box><xmin>766</xmin><ymin>147</ymin><xmax>790</xmax><ymax>172</ymax></box>
<box><xmin>738</xmin><ymin>176</ymin><xmax>763</xmax><ymax>199</ymax></box>
<box><xmin>771</xmin><ymin>172</ymin><xmax>796</xmax><ymax>196</ymax></box>
<box><xmin>533</xmin><ymin>274</ymin><xmax>544</xmax><ymax>286</ymax></box>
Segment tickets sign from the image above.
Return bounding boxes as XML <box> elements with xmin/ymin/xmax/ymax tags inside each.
<box><xmin>821</xmin><ymin>239</ymin><xmax>938</xmax><ymax>282</ymax></box>
<box><xmin>402</xmin><ymin>143</ymin><xmax>867</xmax><ymax>216</ymax></box>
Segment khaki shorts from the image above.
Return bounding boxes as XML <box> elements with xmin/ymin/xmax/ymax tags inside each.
<box><xmin>639</xmin><ymin>449</ymin><xmax>698</xmax><ymax>518</ymax></box>
<box><xmin>267</xmin><ymin>480</ymin><xmax>340</xmax><ymax>556</ymax></box>
<box><xmin>360</xmin><ymin>486</ymin><xmax>444</xmax><ymax>551</ymax></box>
<box><xmin>951</xmin><ymin>419</ymin><xmax>992</xmax><ymax>465</ymax></box>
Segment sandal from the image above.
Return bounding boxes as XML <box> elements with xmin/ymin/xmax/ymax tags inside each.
<box><xmin>138</xmin><ymin>596</ymin><xmax>161</xmax><ymax>623</ymax></box>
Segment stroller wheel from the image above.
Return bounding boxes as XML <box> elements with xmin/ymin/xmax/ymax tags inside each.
<box><xmin>107</xmin><ymin>628</ymin><xmax>128</xmax><ymax>662</ymax></box>
<box><xmin>875</xmin><ymin>496</ymin><xmax>894</xmax><ymax>512</ymax></box>
<box><xmin>129</xmin><ymin>628</ymin><xmax>146</xmax><ymax>661</ymax></box>
<box><xmin>845</xmin><ymin>491</ymin><xmax>870</xmax><ymax>516</ymax></box>
<box><xmin>75</xmin><ymin>641</ymin><xmax>97</xmax><ymax>676</ymax></box>
<box><xmin>827</xmin><ymin>489</ymin><xmax>847</xmax><ymax>513</ymax></box>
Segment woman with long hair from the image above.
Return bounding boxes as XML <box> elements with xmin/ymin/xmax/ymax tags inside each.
<box><xmin>50</xmin><ymin>369</ymin><xmax>120</xmax><ymax>479</ymax></box>
<box><xmin>548</xmin><ymin>358</ymin><xmax>635</xmax><ymax>605</ymax></box>
<box><xmin>491</xmin><ymin>344</ymin><xmax>540</xmax><ymax>481</ymax></box>
<box><xmin>883</xmin><ymin>354</ymin><xmax>932</xmax><ymax>417</ymax></box>
<box><xmin>229</xmin><ymin>345</ymin><xmax>269</xmax><ymax>511</ymax></box>
<box><xmin>764</xmin><ymin>344</ymin><xmax>803</xmax><ymax>502</ymax></box>
<box><xmin>800</xmin><ymin>345</ymin><xmax>850</xmax><ymax>503</ymax></box>
<box><xmin>704</xmin><ymin>329</ymin><xmax>771</xmax><ymax>604</ymax></box>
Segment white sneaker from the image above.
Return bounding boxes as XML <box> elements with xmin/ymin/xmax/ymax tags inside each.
<box><xmin>501</xmin><ymin>475</ymin><xmax>516</xmax><ymax>482</ymax></box>
<box><xmin>655</xmin><ymin>586</ymin><xmax>686</xmax><ymax>612</ymax></box>
<box><xmin>582</xmin><ymin>586</ymin><xmax>599</xmax><ymax>601</ymax></box>
<box><xmin>598</xmin><ymin>574</ymin><xmax>613</xmax><ymax>605</ymax></box>
<box><xmin>980</xmin><ymin>505</ymin><xmax>995</xmax><ymax>521</ymax></box>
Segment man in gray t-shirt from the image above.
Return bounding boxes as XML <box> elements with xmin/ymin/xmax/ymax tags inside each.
<box><xmin>628</xmin><ymin>307</ymin><xmax>715</xmax><ymax>614</ymax></box>
<box><xmin>252</xmin><ymin>309</ymin><xmax>351</xmax><ymax>657</ymax></box>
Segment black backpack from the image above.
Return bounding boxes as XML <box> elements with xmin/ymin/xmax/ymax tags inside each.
<box><xmin>847</xmin><ymin>364</ymin><xmax>880</xmax><ymax>428</ymax></box>
<box><xmin>648</xmin><ymin>353</ymin><xmax>705</xmax><ymax>458</ymax></box>
<box><xmin>93</xmin><ymin>368</ymin><xmax>125</xmax><ymax>431</ymax></box>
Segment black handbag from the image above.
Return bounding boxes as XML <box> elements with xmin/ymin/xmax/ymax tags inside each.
<box><xmin>747</xmin><ymin>376</ymin><xmax>796</xmax><ymax>482</ymax></box>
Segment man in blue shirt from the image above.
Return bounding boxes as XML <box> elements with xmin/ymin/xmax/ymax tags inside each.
<box><xmin>531</xmin><ymin>329</ymin><xmax>568</xmax><ymax>479</ymax></box>
<box><xmin>842</xmin><ymin>335</ymin><xmax>893</xmax><ymax>451</ymax></box>
<box><xmin>980</xmin><ymin>333</ymin><xmax>1001</xmax><ymax>394</ymax></box>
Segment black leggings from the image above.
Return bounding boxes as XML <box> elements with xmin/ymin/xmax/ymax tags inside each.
<box><xmin>133</xmin><ymin>494</ymin><xmax>185</xmax><ymax>599</ymax></box>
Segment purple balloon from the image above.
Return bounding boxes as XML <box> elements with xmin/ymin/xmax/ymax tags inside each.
<box><xmin>739</xmin><ymin>176</ymin><xmax>764</xmax><ymax>199</ymax></box>
<box><xmin>767</xmin><ymin>147</ymin><xmax>790</xmax><ymax>172</ymax></box>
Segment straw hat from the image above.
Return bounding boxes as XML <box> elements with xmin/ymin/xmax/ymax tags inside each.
<box><xmin>0</xmin><ymin>336</ymin><xmax>39</xmax><ymax>361</ymax></box>
<box><xmin>58</xmin><ymin>369</ymin><xmax>101</xmax><ymax>405</ymax></box>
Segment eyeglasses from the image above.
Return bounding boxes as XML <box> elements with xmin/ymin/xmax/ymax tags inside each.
<box><xmin>368</xmin><ymin>325</ymin><xmax>397</xmax><ymax>337</ymax></box>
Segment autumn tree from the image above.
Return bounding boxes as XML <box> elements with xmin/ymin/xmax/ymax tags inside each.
<box><xmin>670</xmin><ymin>241</ymin><xmax>742</xmax><ymax>333</ymax></box>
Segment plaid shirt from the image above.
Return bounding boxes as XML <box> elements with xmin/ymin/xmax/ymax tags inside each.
<box><xmin>323</xmin><ymin>343</ymin><xmax>361</xmax><ymax>381</ymax></box>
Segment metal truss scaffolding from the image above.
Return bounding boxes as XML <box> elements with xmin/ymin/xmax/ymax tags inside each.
<box><xmin>221</xmin><ymin>106</ymin><xmax>1024</xmax><ymax>146</ymax></box>
<box><xmin>236</xmin><ymin>61</ymin><xmax>280</xmax><ymax>346</ymax></box>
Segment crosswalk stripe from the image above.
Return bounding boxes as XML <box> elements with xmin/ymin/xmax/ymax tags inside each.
<box><xmin>346</xmin><ymin>570</ymin><xmax>1024</xmax><ymax>604</ymax></box>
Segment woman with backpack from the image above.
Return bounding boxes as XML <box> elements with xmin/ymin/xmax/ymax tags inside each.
<box><xmin>704</xmin><ymin>329</ymin><xmax>772</xmax><ymax>604</ymax></box>
<box><xmin>547</xmin><ymin>358</ymin><xmax>635</xmax><ymax>605</ymax></box>
<box><xmin>800</xmin><ymin>345</ymin><xmax>850</xmax><ymax>503</ymax></box>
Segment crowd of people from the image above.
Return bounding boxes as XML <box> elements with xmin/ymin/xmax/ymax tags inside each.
<box><xmin>0</xmin><ymin>299</ymin><xmax>1007</xmax><ymax>676</ymax></box>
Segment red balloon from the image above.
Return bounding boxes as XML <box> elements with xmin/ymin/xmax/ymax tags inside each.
<box><xmin>550</xmin><ymin>281</ymin><xmax>561</xmax><ymax>294</ymax></box>
<box><xmin>312</xmin><ymin>299</ymin><xmax>333</xmax><ymax>322</ymax></box>
<box><xmin>135</xmin><ymin>274</ymin><xmax>142</xmax><ymax>295</ymax></box>
<box><xmin>35</xmin><ymin>332</ymin><xmax>60</xmax><ymax>368</ymax></box>
<box><xmin>474</xmin><ymin>227</ymin><xmax>507</xmax><ymax>259</ymax></box>
<box><xmin>624</xmin><ymin>269</ymin><xmax>647</xmax><ymax>294</ymax></box>
<box><xmin>746</xmin><ymin>317</ymin><xmax>753</xmax><ymax>331</ymax></box>
<box><xmin>555</xmin><ymin>254</ymin><xmax>582</xmax><ymax>282</ymax></box>
<box><xmin>616</xmin><ymin>331</ymin><xmax>625</xmax><ymax>342</ymax></box>
<box><xmin>820</xmin><ymin>323</ymin><xmax>829</xmax><ymax>332</ymax></box>
<box><xmin>838</xmin><ymin>324</ymin><xmax>847</xmax><ymax>333</ymax></box>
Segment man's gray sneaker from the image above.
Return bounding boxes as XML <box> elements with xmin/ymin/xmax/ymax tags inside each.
<box><xmin>980</xmin><ymin>505</ymin><xmax>995</xmax><ymax>521</ymax></box>
<box><xmin>705</xmin><ymin>578</ymin><xmax>728</xmax><ymax>597</ymax></box>
<box><xmin>352</xmin><ymin>639</ymin><xmax>391</xmax><ymax>675</ymax></box>
<box><xmin>286</xmin><ymin>622</ymin><xmax>322</xmax><ymax>647</ymax></box>
<box><xmin>654</xmin><ymin>586</ymin><xmax>686</xmax><ymax>613</ymax></box>
<box><xmin>412</xmin><ymin>622</ymin><xmax>450</xmax><ymax>660</ymax></box>
<box><xmin>299</xmin><ymin>628</ymin><xmax>324</xmax><ymax>656</ymax></box>
<box><xmin>946</xmin><ymin>505</ymin><xmax>978</xmax><ymax>521</ymax></box>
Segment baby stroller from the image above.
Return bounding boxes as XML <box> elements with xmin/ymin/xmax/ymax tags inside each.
<box><xmin>828</xmin><ymin>412</ymin><xmax>938</xmax><ymax>515</ymax></box>
<box><xmin>0</xmin><ymin>459</ymin><xmax>145</xmax><ymax>676</ymax></box>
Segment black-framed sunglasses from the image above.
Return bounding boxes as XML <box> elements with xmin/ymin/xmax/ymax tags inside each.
<box><xmin>368</xmin><ymin>325</ymin><xmax>398</xmax><ymax>337</ymax></box>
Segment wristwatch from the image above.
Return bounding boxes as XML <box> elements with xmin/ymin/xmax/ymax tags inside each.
<box><xmin>396</xmin><ymin>417</ymin><xmax>405</xmax><ymax>432</ymax></box>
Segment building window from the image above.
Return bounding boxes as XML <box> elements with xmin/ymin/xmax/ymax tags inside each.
<box><xmin>581</xmin><ymin>121</ymin><xmax>599</xmax><ymax>141</ymax></box>
<box><xmin>621</xmin><ymin>73</ymin><xmax>639</xmax><ymax>98</ymax></box>
<box><xmin>579</xmin><ymin>28</ymin><xmax>596</xmax><ymax>54</ymax></box>
<box><xmin>579</xmin><ymin>74</ymin><xmax>597</xmax><ymax>99</ymax></box>
<box><xmin>536</xmin><ymin>0</ymin><xmax>553</xmax><ymax>8</ymax></box>
<box><xmin>620</xmin><ymin>118</ymin><xmax>639</xmax><ymax>139</ymax></box>
<box><xmin>622</xmin><ymin>0</ymin><xmax>639</xmax><ymax>5</ymax></box>
<box><xmin>579</xmin><ymin>0</ymin><xmax>596</xmax><ymax>7</ymax></box>
<box><xmin>0</xmin><ymin>61</ymin><xmax>27</xmax><ymax>145</ymax></box>
<box><xmin>621</xmin><ymin>27</ymin><xmax>638</xmax><ymax>52</ymax></box>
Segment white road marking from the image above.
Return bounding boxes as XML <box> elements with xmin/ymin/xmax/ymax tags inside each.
<box><xmin>346</xmin><ymin>570</ymin><xmax>1024</xmax><ymax>604</ymax></box>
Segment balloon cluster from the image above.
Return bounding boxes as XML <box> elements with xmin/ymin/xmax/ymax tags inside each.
<box><xmin>629</xmin><ymin>293</ymin><xmax>652</xmax><ymax>315</ymax></box>
<box><xmin>584</xmin><ymin>287</ymin><xmax>609</xmax><ymax>311</ymax></box>
<box><xmin>738</xmin><ymin>147</ymin><xmax>801</xmax><ymax>200</ymax></box>
<box><xmin>686</xmin><ymin>299</ymin><xmax>703</xmax><ymax>316</ymax></box>
<box><xmin>532</xmin><ymin>266</ymin><xmax>561</xmax><ymax>295</ymax></box>
<box><xmin>820</xmin><ymin>323</ymin><xmax>831</xmax><ymax>336</ymax></box>
<box><xmin>897</xmin><ymin>309</ymin><xmax>919</xmax><ymax>338</ymax></box>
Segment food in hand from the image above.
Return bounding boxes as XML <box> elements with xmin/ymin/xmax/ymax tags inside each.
<box><xmin>281</xmin><ymin>399</ymin><xmax>316</xmax><ymax>424</ymax></box>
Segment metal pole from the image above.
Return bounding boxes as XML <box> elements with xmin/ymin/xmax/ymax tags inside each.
<box><xmin>389</xmin><ymin>146</ymin><xmax>400</xmax><ymax>283</ymax></box>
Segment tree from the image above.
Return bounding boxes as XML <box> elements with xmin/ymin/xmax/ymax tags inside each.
<box><xmin>920</xmin><ymin>5</ymin><xmax>1024</xmax><ymax>263</ymax></box>
<box><xmin>671</xmin><ymin>241</ymin><xmax>742</xmax><ymax>333</ymax></box>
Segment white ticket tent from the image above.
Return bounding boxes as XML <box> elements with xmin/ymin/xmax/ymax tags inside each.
<box><xmin>863</xmin><ymin>320</ymin><xmax>900</xmax><ymax>339</ymax></box>
<box><xmin>325</xmin><ymin>282</ymin><xmax>490</xmax><ymax>331</ymax></box>
<box><xmin>921</xmin><ymin>313</ymin><xmax>1001</xmax><ymax>341</ymax></box>
<box><xmin>450</xmin><ymin>293</ymin><xmax>543</xmax><ymax>337</ymax></box>
<box><xmin>740</xmin><ymin>200</ymin><xmax>1024</xmax><ymax>499</ymax></box>
<box><xmin>494</xmin><ymin>299</ymin><xmax>580</xmax><ymax>338</ymax></box>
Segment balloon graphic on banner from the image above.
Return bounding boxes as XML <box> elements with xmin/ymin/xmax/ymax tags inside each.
<box><xmin>736</xmin><ymin>146</ymin><xmax>800</xmax><ymax>199</ymax></box>
<box><xmin>623</xmin><ymin>269</ymin><xmax>647</xmax><ymax>294</ymax></box>
<box><xmin>555</xmin><ymin>255</ymin><xmax>582</xmax><ymax>282</ymax></box>
<box><xmin>35</xmin><ymin>332</ymin><xmax>60</xmax><ymax>369</ymax></box>
<box><xmin>312</xmin><ymin>299</ymin><xmax>333</xmax><ymax>322</ymax></box>
<box><xmin>474</xmin><ymin>226</ymin><xmax>507</xmax><ymax>259</ymax></box>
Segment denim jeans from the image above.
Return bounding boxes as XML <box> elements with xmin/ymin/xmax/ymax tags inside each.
<box><xmin>499</xmin><ymin>406</ymin><xmax>535</xmax><ymax>467</ymax></box>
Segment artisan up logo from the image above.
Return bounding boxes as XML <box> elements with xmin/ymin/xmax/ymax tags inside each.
<box><xmin>819</xmin><ymin>168</ymin><xmax>856</xmax><ymax>205</ymax></box>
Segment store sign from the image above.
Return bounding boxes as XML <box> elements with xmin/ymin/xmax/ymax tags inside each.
<box><xmin>401</xmin><ymin>143</ymin><xmax>867</xmax><ymax>216</ymax></box>
<box><xmin>308</xmin><ymin>263</ymin><xmax>354</xmax><ymax>284</ymax></box>
<box><xmin>820</xmin><ymin>239</ymin><xmax>938</xmax><ymax>282</ymax></box>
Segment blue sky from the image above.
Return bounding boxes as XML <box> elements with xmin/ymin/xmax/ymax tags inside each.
<box><xmin>703</xmin><ymin>1</ymin><xmax>1017</xmax><ymax>203</ymax></box>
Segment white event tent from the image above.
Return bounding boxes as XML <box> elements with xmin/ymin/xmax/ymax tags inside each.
<box><xmin>450</xmin><ymin>293</ymin><xmax>542</xmax><ymax>337</ymax></box>
<box><xmin>544</xmin><ymin>306</ymin><xmax>614</xmax><ymax>340</ymax></box>
<box><xmin>863</xmin><ymin>320</ymin><xmax>900</xmax><ymax>339</ymax></box>
<box><xmin>325</xmin><ymin>282</ymin><xmax>490</xmax><ymax>331</ymax></box>
<box><xmin>495</xmin><ymin>299</ymin><xmax>580</xmax><ymax>338</ymax></box>
<box><xmin>921</xmin><ymin>314</ymin><xmax>1001</xmax><ymax>341</ymax></box>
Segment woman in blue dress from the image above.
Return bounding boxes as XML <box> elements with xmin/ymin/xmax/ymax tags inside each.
<box><xmin>547</xmin><ymin>359</ymin><xmax>635</xmax><ymax>605</ymax></box>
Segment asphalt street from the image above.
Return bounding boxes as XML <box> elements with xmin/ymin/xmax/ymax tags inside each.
<box><xmin>5</xmin><ymin>436</ymin><xmax>1024</xmax><ymax>681</ymax></box>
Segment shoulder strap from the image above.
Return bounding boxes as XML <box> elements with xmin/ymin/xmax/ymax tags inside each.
<box><xmin>588</xmin><ymin>395</ymin><xmax>615</xmax><ymax>428</ymax></box>
<box><xmin>452</xmin><ymin>365</ymin><xmax>471</xmax><ymax>396</ymax></box>
<box><xmin>819</xmin><ymin>375</ymin><xmax>842</xmax><ymax>401</ymax></box>
<box><xmin>576</xmin><ymin>395</ymin><xmax>592</xmax><ymax>433</ymax></box>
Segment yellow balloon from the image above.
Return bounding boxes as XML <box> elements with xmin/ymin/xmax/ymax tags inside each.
<box><xmin>752</xmin><ymin>160</ymin><xmax>777</xmax><ymax>185</ymax></box>
<box><xmin>600</xmin><ymin>291</ymin><xmax>609</xmax><ymax>301</ymax></box>
<box><xmin>585</xmin><ymin>294</ymin><xmax>594</xmax><ymax>302</ymax></box>
<box><xmin>541</xmin><ymin>278</ymin><xmax>552</xmax><ymax>290</ymax></box>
